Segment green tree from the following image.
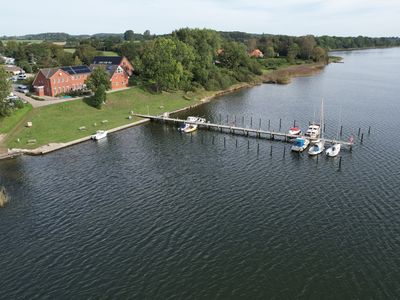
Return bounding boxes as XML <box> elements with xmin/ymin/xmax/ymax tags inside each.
<box><xmin>287</xmin><ymin>43</ymin><xmax>300</xmax><ymax>63</ymax></box>
<box><xmin>312</xmin><ymin>46</ymin><xmax>328</xmax><ymax>63</ymax></box>
<box><xmin>142</xmin><ymin>38</ymin><xmax>190</xmax><ymax>92</ymax></box>
<box><xmin>143</xmin><ymin>30</ymin><xmax>151</xmax><ymax>39</ymax></box>
<box><xmin>73</xmin><ymin>56</ymin><xmax>83</xmax><ymax>66</ymax></box>
<box><xmin>74</xmin><ymin>44</ymin><xmax>98</xmax><ymax>65</ymax></box>
<box><xmin>298</xmin><ymin>35</ymin><xmax>317</xmax><ymax>60</ymax></box>
<box><xmin>0</xmin><ymin>66</ymin><xmax>12</xmax><ymax>117</ymax></box>
<box><xmin>85</xmin><ymin>67</ymin><xmax>111</xmax><ymax>92</ymax></box>
<box><xmin>265</xmin><ymin>46</ymin><xmax>275</xmax><ymax>58</ymax></box>
<box><xmin>124</xmin><ymin>30</ymin><xmax>135</xmax><ymax>41</ymax></box>
<box><xmin>89</xmin><ymin>84</ymin><xmax>106</xmax><ymax>109</ymax></box>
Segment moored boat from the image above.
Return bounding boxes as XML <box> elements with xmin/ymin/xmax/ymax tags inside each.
<box><xmin>325</xmin><ymin>143</ymin><xmax>341</xmax><ymax>157</ymax></box>
<box><xmin>304</xmin><ymin>123</ymin><xmax>321</xmax><ymax>140</ymax></box>
<box><xmin>91</xmin><ymin>130</ymin><xmax>108</xmax><ymax>140</ymax></box>
<box><xmin>288</xmin><ymin>127</ymin><xmax>302</xmax><ymax>136</ymax></box>
<box><xmin>291</xmin><ymin>137</ymin><xmax>310</xmax><ymax>152</ymax></box>
<box><xmin>179</xmin><ymin>116</ymin><xmax>206</xmax><ymax>133</ymax></box>
<box><xmin>308</xmin><ymin>140</ymin><xmax>325</xmax><ymax>155</ymax></box>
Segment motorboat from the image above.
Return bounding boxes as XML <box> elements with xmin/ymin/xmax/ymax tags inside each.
<box><xmin>325</xmin><ymin>143</ymin><xmax>341</xmax><ymax>157</ymax></box>
<box><xmin>304</xmin><ymin>123</ymin><xmax>321</xmax><ymax>139</ymax></box>
<box><xmin>308</xmin><ymin>140</ymin><xmax>325</xmax><ymax>155</ymax></box>
<box><xmin>288</xmin><ymin>127</ymin><xmax>301</xmax><ymax>136</ymax></box>
<box><xmin>91</xmin><ymin>130</ymin><xmax>108</xmax><ymax>140</ymax></box>
<box><xmin>179</xmin><ymin>116</ymin><xmax>206</xmax><ymax>133</ymax></box>
<box><xmin>291</xmin><ymin>137</ymin><xmax>310</xmax><ymax>152</ymax></box>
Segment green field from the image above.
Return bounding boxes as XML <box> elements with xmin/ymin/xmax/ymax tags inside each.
<box><xmin>63</xmin><ymin>48</ymin><xmax>119</xmax><ymax>56</ymax></box>
<box><xmin>4</xmin><ymin>87</ymin><xmax>215</xmax><ymax>149</ymax></box>
<box><xmin>1</xmin><ymin>40</ymin><xmax>43</xmax><ymax>45</ymax></box>
<box><xmin>0</xmin><ymin>104</ymin><xmax>33</xmax><ymax>134</ymax></box>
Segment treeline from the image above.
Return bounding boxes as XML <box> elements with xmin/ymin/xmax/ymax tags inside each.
<box><xmin>119</xmin><ymin>28</ymin><xmax>263</xmax><ymax>92</ymax></box>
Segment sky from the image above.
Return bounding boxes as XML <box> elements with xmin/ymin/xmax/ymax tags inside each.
<box><xmin>1</xmin><ymin>0</ymin><xmax>399</xmax><ymax>37</ymax></box>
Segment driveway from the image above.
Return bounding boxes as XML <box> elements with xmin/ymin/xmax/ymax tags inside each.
<box><xmin>13</xmin><ymin>91</ymin><xmax>83</xmax><ymax>108</ymax></box>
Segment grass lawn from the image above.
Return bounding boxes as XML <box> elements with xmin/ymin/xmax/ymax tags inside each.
<box><xmin>64</xmin><ymin>48</ymin><xmax>75</xmax><ymax>53</ymax></box>
<box><xmin>5</xmin><ymin>87</ymin><xmax>215</xmax><ymax>149</ymax></box>
<box><xmin>0</xmin><ymin>104</ymin><xmax>33</xmax><ymax>134</ymax></box>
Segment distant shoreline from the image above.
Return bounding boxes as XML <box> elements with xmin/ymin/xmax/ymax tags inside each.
<box><xmin>330</xmin><ymin>46</ymin><xmax>400</xmax><ymax>52</ymax></box>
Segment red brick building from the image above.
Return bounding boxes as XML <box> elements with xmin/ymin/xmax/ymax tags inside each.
<box><xmin>32</xmin><ymin>65</ymin><xmax>91</xmax><ymax>97</ymax></box>
<box><xmin>32</xmin><ymin>56</ymin><xmax>134</xmax><ymax>97</ymax></box>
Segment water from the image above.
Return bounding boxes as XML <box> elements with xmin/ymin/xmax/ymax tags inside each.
<box><xmin>1</xmin><ymin>48</ymin><xmax>400</xmax><ymax>299</ymax></box>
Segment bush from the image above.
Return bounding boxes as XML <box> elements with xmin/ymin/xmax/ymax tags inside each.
<box><xmin>65</xmin><ymin>89</ymin><xmax>92</xmax><ymax>97</ymax></box>
<box><xmin>14</xmin><ymin>99</ymin><xmax>24</xmax><ymax>109</ymax></box>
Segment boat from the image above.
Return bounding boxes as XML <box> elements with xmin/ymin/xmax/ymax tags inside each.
<box><xmin>91</xmin><ymin>130</ymin><xmax>108</xmax><ymax>140</ymax></box>
<box><xmin>308</xmin><ymin>98</ymin><xmax>325</xmax><ymax>155</ymax></box>
<box><xmin>288</xmin><ymin>127</ymin><xmax>302</xmax><ymax>136</ymax></box>
<box><xmin>325</xmin><ymin>143</ymin><xmax>341</xmax><ymax>157</ymax></box>
<box><xmin>304</xmin><ymin>123</ymin><xmax>321</xmax><ymax>140</ymax></box>
<box><xmin>291</xmin><ymin>137</ymin><xmax>310</xmax><ymax>152</ymax></box>
<box><xmin>179</xmin><ymin>116</ymin><xmax>206</xmax><ymax>133</ymax></box>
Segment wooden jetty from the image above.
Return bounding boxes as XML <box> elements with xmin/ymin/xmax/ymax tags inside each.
<box><xmin>133</xmin><ymin>114</ymin><xmax>355</xmax><ymax>148</ymax></box>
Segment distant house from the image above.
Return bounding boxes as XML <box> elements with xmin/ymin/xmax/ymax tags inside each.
<box><xmin>32</xmin><ymin>65</ymin><xmax>91</xmax><ymax>97</ymax></box>
<box><xmin>249</xmin><ymin>49</ymin><xmax>264</xmax><ymax>58</ymax></box>
<box><xmin>4</xmin><ymin>65</ymin><xmax>24</xmax><ymax>75</ymax></box>
<box><xmin>91</xmin><ymin>56</ymin><xmax>134</xmax><ymax>90</ymax></box>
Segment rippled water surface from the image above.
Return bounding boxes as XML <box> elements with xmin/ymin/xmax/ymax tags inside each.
<box><xmin>1</xmin><ymin>49</ymin><xmax>400</xmax><ymax>299</ymax></box>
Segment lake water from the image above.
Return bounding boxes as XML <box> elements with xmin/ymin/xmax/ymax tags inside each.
<box><xmin>1</xmin><ymin>48</ymin><xmax>400</xmax><ymax>299</ymax></box>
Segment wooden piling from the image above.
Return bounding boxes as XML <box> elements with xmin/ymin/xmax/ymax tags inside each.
<box><xmin>226</xmin><ymin>114</ymin><xmax>229</xmax><ymax>124</ymax></box>
<box><xmin>242</xmin><ymin>116</ymin><xmax>244</xmax><ymax>125</ymax></box>
<box><xmin>236</xmin><ymin>139</ymin><xmax>238</xmax><ymax>148</ymax></box>
<box><xmin>248</xmin><ymin>140</ymin><xmax>250</xmax><ymax>149</ymax></box>
<box><xmin>368</xmin><ymin>126</ymin><xmax>371</xmax><ymax>135</ymax></box>
<box><xmin>212</xmin><ymin>136</ymin><xmax>215</xmax><ymax>145</ymax></box>
<box><xmin>219</xmin><ymin>114</ymin><xmax>222</xmax><ymax>124</ymax></box>
<box><xmin>270</xmin><ymin>145</ymin><xmax>273</xmax><ymax>156</ymax></box>
<box><xmin>259</xmin><ymin>118</ymin><xmax>261</xmax><ymax>129</ymax></box>
<box><xmin>338</xmin><ymin>156</ymin><xmax>342</xmax><ymax>171</ymax></box>
<box><xmin>358</xmin><ymin>127</ymin><xmax>361</xmax><ymax>137</ymax></box>
<box><xmin>250</xmin><ymin>117</ymin><xmax>253</xmax><ymax>127</ymax></box>
<box><xmin>361</xmin><ymin>133</ymin><xmax>364</xmax><ymax>143</ymax></box>
<box><xmin>224</xmin><ymin>137</ymin><xmax>226</xmax><ymax>148</ymax></box>
<box><xmin>268</xmin><ymin>119</ymin><xmax>271</xmax><ymax>130</ymax></box>
<box><xmin>257</xmin><ymin>143</ymin><xmax>260</xmax><ymax>154</ymax></box>
<box><xmin>191</xmin><ymin>132</ymin><xmax>193</xmax><ymax>142</ymax></box>
<box><xmin>293</xmin><ymin>120</ymin><xmax>296</xmax><ymax>127</ymax></box>
<box><xmin>283</xmin><ymin>146</ymin><xmax>286</xmax><ymax>158</ymax></box>
<box><xmin>279</xmin><ymin>118</ymin><xmax>282</xmax><ymax>131</ymax></box>
<box><xmin>340</xmin><ymin>125</ymin><xmax>343</xmax><ymax>136</ymax></box>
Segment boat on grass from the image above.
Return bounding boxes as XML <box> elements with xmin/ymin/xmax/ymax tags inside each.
<box><xmin>291</xmin><ymin>137</ymin><xmax>310</xmax><ymax>152</ymax></box>
<box><xmin>91</xmin><ymin>130</ymin><xmax>108</xmax><ymax>140</ymax></box>
<box><xmin>179</xmin><ymin>116</ymin><xmax>206</xmax><ymax>133</ymax></box>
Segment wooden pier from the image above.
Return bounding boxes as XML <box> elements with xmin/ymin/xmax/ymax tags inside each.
<box><xmin>133</xmin><ymin>114</ymin><xmax>355</xmax><ymax>148</ymax></box>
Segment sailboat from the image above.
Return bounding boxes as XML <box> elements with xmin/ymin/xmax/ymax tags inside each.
<box><xmin>308</xmin><ymin>99</ymin><xmax>325</xmax><ymax>155</ymax></box>
<box><xmin>326</xmin><ymin>109</ymin><xmax>342</xmax><ymax>157</ymax></box>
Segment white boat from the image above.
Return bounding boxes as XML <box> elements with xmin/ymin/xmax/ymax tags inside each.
<box><xmin>179</xmin><ymin>116</ymin><xmax>206</xmax><ymax>133</ymax></box>
<box><xmin>308</xmin><ymin>140</ymin><xmax>325</xmax><ymax>155</ymax></box>
<box><xmin>308</xmin><ymin>98</ymin><xmax>325</xmax><ymax>155</ymax></box>
<box><xmin>288</xmin><ymin>127</ymin><xmax>301</xmax><ymax>136</ymax></box>
<box><xmin>91</xmin><ymin>130</ymin><xmax>108</xmax><ymax>140</ymax></box>
<box><xmin>291</xmin><ymin>137</ymin><xmax>310</xmax><ymax>152</ymax></box>
<box><xmin>325</xmin><ymin>143</ymin><xmax>341</xmax><ymax>157</ymax></box>
<box><xmin>304</xmin><ymin>123</ymin><xmax>321</xmax><ymax>139</ymax></box>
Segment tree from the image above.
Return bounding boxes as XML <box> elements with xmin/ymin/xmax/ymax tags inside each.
<box><xmin>73</xmin><ymin>56</ymin><xmax>83</xmax><ymax>66</ymax></box>
<box><xmin>298</xmin><ymin>35</ymin><xmax>317</xmax><ymax>60</ymax></box>
<box><xmin>312</xmin><ymin>46</ymin><xmax>328</xmax><ymax>63</ymax></box>
<box><xmin>124</xmin><ymin>30</ymin><xmax>135</xmax><ymax>41</ymax></box>
<box><xmin>74</xmin><ymin>44</ymin><xmax>98</xmax><ymax>65</ymax></box>
<box><xmin>142</xmin><ymin>38</ymin><xmax>190</xmax><ymax>92</ymax></box>
<box><xmin>88</xmin><ymin>84</ymin><xmax>106</xmax><ymax>109</ymax></box>
<box><xmin>0</xmin><ymin>66</ymin><xmax>12</xmax><ymax>117</ymax></box>
<box><xmin>287</xmin><ymin>43</ymin><xmax>300</xmax><ymax>63</ymax></box>
<box><xmin>265</xmin><ymin>46</ymin><xmax>275</xmax><ymax>58</ymax></box>
<box><xmin>143</xmin><ymin>30</ymin><xmax>151</xmax><ymax>39</ymax></box>
<box><xmin>85</xmin><ymin>67</ymin><xmax>111</xmax><ymax>92</ymax></box>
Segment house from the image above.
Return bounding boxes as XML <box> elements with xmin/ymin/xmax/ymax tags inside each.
<box><xmin>4</xmin><ymin>65</ymin><xmax>24</xmax><ymax>76</ymax></box>
<box><xmin>249</xmin><ymin>49</ymin><xmax>264</xmax><ymax>58</ymax></box>
<box><xmin>91</xmin><ymin>56</ymin><xmax>134</xmax><ymax>90</ymax></box>
<box><xmin>32</xmin><ymin>65</ymin><xmax>91</xmax><ymax>97</ymax></box>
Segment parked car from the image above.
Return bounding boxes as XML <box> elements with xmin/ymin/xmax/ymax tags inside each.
<box><xmin>17</xmin><ymin>73</ymin><xmax>27</xmax><ymax>80</ymax></box>
<box><xmin>16</xmin><ymin>85</ymin><xmax>29</xmax><ymax>94</ymax></box>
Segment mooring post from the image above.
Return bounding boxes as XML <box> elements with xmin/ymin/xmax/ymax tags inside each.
<box><xmin>268</xmin><ymin>119</ymin><xmax>271</xmax><ymax>130</ymax></box>
<box><xmin>316</xmin><ymin>154</ymin><xmax>319</xmax><ymax>164</ymax></box>
<box><xmin>191</xmin><ymin>132</ymin><xmax>193</xmax><ymax>142</ymax></box>
<box><xmin>234</xmin><ymin>115</ymin><xmax>237</xmax><ymax>124</ymax></box>
<box><xmin>250</xmin><ymin>117</ymin><xmax>253</xmax><ymax>127</ymax></box>
<box><xmin>368</xmin><ymin>126</ymin><xmax>371</xmax><ymax>135</ymax></box>
<box><xmin>247</xmin><ymin>140</ymin><xmax>250</xmax><ymax>149</ymax></box>
<box><xmin>212</xmin><ymin>136</ymin><xmax>215</xmax><ymax>145</ymax></box>
<box><xmin>259</xmin><ymin>118</ymin><xmax>261</xmax><ymax>129</ymax></box>
<box><xmin>242</xmin><ymin>116</ymin><xmax>244</xmax><ymax>125</ymax></box>
<box><xmin>358</xmin><ymin>127</ymin><xmax>361</xmax><ymax>137</ymax></box>
<box><xmin>340</xmin><ymin>125</ymin><xmax>343</xmax><ymax>136</ymax></box>
<box><xmin>257</xmin><ymin>143</ymin><xmax>260</xmax><ymax>155</ymax></box>
<box><xmin>283</xmin><ymin>146</ymin><xmax>286</xmax><ymax>158</ymax></box>
<box><xmin>293</xmin><ymin>120</ymin><xmax>296</xmax><ymax>127</ymax></box>
<box><xmin>219</xmin><ymin>113</ymin><xmax>222</xmax><ymax>124</ymax></box>
<box><xmin>201</xmin><ymin>135</ymin><xmax>204</xmax><ymax>144</ymax></box>
<box><xmin>279</xmin><ymin>118</ymin><xmax>282</xmax><ymax>131</ymax></box>
<box><xmin>226</xmin><ymin>114</ymin><xmax>229</xmax><ymax>124</ymax></box>
<box><xmin>270</xmin><ymin>145</ymin><xmax>273</xmax><ymax>157</ymax></box>
<box><xmin>324</xmin><ymin>123</ymin><xmax>326</xmax><ymax>133</ymax></box>
<box><xmin>224</xmin><ymin>137</ymin><xmax>226</xmax><ymax>148</ymax></box>
<box><xmin>338</xmin><ymin>156</ymin><xmax>342</xmax><ymax>171</ymax></box>
<box><xmin>236</xmin><ymin>139</ymin><xmax>238</xmax><ymax>148</ymax></box>
<box><xmin>361</xmin><ymin>133</ymin><xmax>364</xmax><ymax>143</ymax></box>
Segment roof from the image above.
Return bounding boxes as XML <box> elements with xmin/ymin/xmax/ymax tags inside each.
<box><xmin>4</xmin><ymin>65</ymin><xmax>23</xmax><ymax>72</ymax></box>
<box><xmin>61</xmin><ymin>65</ymin><xmax>91</xmax><ymax>75</ymax></box>
<box><xmin>92</xmin><ymin>56</ymin><xmax>123</xmax><ymax>65</ymax></box>
<box><xmin>89</xmin><ymin>64</ymin><xmax>118</xmax><ymax>76</ymax></box>
<box><xmin>39</xmin><ymin>65</ymin><xmax>91</xmax><ymax>79</ymax></box>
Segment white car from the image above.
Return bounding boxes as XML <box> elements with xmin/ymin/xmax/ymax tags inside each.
<box><xmin>16</xmin><ymin>85</ymin><xmax>29</xmax><ymax>94</ymax></box>
<box><xmin>17</xmin><ymin>73</ymin><xmax>27</xmax><ymax>80</ymax></box>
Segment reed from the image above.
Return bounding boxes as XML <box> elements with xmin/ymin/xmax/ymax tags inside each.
<box><xmin>0</xmin><ymin>186</ymin><xmax>9</xmax><ymax>208</ymax></box>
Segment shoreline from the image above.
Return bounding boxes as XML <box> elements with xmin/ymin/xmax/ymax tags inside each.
<box><xmin>0</xmin><ymin>63</ymin><xmax>325</xmax><ymax>161</ymax></box>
